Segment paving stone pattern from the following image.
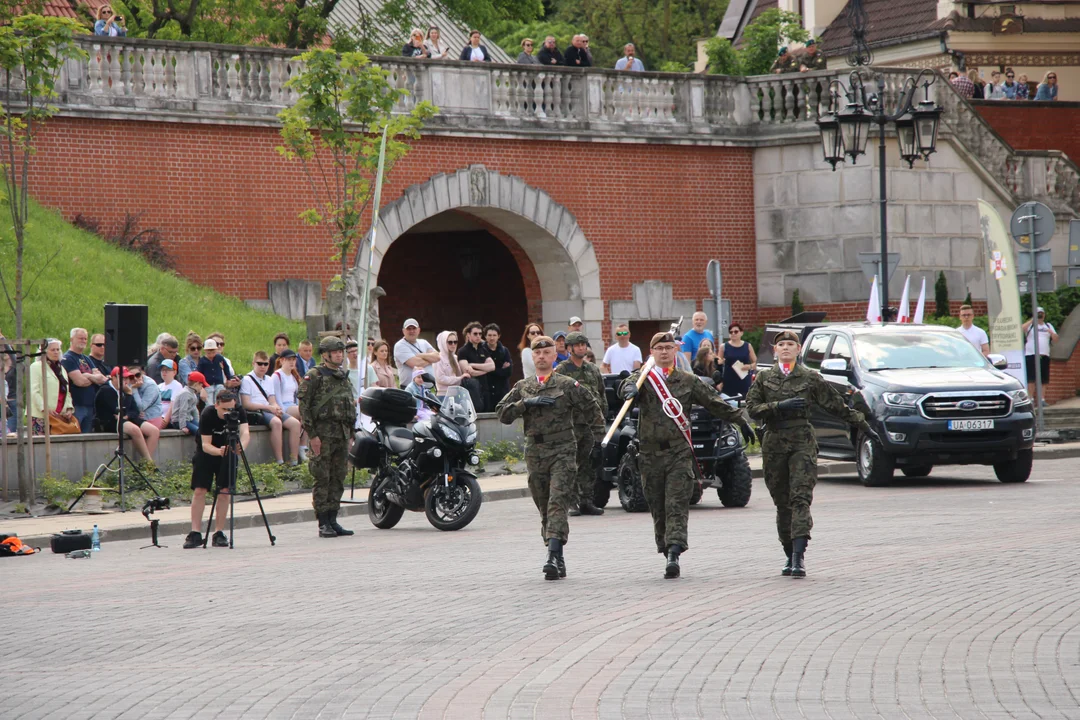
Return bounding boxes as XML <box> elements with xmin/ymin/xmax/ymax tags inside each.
<box><xmin>4</xmin><ymin>459</ymin><xmax>1080</xmax><ymax>719</ymax></box>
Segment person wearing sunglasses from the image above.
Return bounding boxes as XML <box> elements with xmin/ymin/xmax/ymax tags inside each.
<box><xmin>1035</xmin><ymin>71</ymin><xmax>1058</xmax><ymax>101</ymax></box>
<box><xmin>127</xmin><ymin>366</ymin><xmax>163</xmax><ymax>457</ymax></box>
<box><xmin>602</xmin><ymin>323</ymin><xmax>642</xmax><ymax>374</ymax></box>
<box><xmin>87</xmin><ymin>333</ymin><xmax>112</xmax><ymax>376</ymax></box>
<box><xmin>517</xmin><ymin>37</ymin><xmax>540</xmax><ymax>64</ymax></box>
<box><xmin>241</xmin><ymin>350</ymin><xmax>302</xmax><ymax>465</ymax></box>
<box><xmin>1000</xmin><ymin>68</ymin><xmax>1019</xmax><ymax>100</ymax></box>
<box><xmin>497</xmin><ymin>335</ymin><xmax>605</xmax><ymax>581</ymax></box>
<box><xmin>518</xmin><ymin>323</ymin><xmax>544</xmax><ymax>378</ymax></box>
<box><xmin>434</xmin><ymin>331</ymin><xmax>471</xmax><ymax>398</ymax></box>
<box><xmin>178</xmin><ymin>332</ymin><xmax>202</xmax><ymax>385</ymax></box>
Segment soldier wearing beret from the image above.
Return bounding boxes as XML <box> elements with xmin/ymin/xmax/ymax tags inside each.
<box><xmin>497</xmin><ymin>335</ymin><xmax>605</xmax><ymax>580</ymax></box>
<box><xmin>620</xmin><ymin>331</ymin><xmax>752</xmax><ymax>579</ymax></box>
<box><xmin>555</xmin><ymin>330</ymin><xmax>607</xmax><ymax>516</ymax></box>
<box><xmin>745</xmin><ymin>330</ymin><xmax>879</xmax><ymax>578</ymax></box>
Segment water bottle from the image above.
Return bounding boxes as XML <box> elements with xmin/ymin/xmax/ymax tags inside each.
<box><xmin>91</xmin><ymin>525</ymin><xmax>101</xmax><ymax>552</ymax></box>
<box><xmin>66</xmin><ymin>549</ymin><xmax>91</xmax><ymax>559</ymax></box>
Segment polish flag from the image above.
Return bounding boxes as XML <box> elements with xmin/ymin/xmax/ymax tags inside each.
<box><xmin>913</xmin><ymin>277</ymin><xmax>927</xmax><ymax>324</ymax></box>
<box><xmin>897</xmin><ymin>275</ymin><xmax>912</xmax><ymax>323</ymax></box>
<box><xmin>867</xmin><ymin>275</ymin><xmax>881</xmax><ymax>323</ymax></box>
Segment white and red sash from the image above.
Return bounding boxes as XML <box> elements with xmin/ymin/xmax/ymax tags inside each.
<box><xmin>645</xmin><ymin>366</ymin><xmax>694</xmax><ymax>453</ymax></box>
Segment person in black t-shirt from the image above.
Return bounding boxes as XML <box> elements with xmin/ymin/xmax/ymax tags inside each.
<box><xmin>457</xmin><ymin>321</ymin><xmax>495</xmax><ymax>412</ymax></box>
<box><xmin>483</xmin><ymin>323</ymin><xmax>513</xmax><ymax>406</ymax></box>
<box><xmin>184</xmin><ymin>391</ymin><xmax>250</xmax><ymax>549</ymax></box>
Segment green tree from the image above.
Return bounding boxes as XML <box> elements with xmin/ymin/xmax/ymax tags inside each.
<box><xmin>934</xmin><ymin>270</ymin><xmax>950</xmax><ymax>317</ymax></box>
<box><xmin>963</xmin><ymin>290</ymin><xmax>973</xmax><ymax>306</ymax></box>
<box><xmin>277</xmin><ymin>50</ymin><xmax>436</xmax><ymax>283</ymax></box>
<box><xmin>705</xmin><ymin>8</ymin><xmax>809</xmax><ymax>76</ymax></box>
<box><xmin>0</xmin><ymin>15</ymin><xmax>88</xmax><ymax>504</ymax></box>
<box><xmin>790</xmin><ymin>288</ymin><xmax>804</xmax><ymax>316</ymax></box>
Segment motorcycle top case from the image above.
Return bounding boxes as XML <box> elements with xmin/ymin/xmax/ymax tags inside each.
<box><xmin>50</xmin><ymin>529</ymin><xmax>93</xmax><ymax>554</ymax></box>
<box><xmin>349</xmin><ymin>429</ymin><xmax>382</xmax><ymax>469</ymax></box>
<box><xmin>360</xmin><ymin>387</ymin><xmax>417</xmax><ymax>425</ymax></box>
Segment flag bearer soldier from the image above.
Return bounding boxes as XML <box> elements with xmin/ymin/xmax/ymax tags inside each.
<box><xmin>620</xmin><ymin>332</ymin><xmax>751</xmax><ymax>579</ymax></box>
<box><xmin>497</xmin><ymin>335</ymin><xmax>605</xmax><ymax>580</ymax></box>
<box><xmin>555</xmin><ymin>331</ymin><xmax>607</xmax><ymax>517</ymax></box>
<box><xmin>745</xmin><ymin>330</ymin><xmax>879</xmax><ymax>578</ymax></box>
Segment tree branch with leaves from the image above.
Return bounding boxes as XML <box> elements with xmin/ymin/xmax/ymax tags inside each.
<box><xmin>277</xmin><ymin>50</ymin><xmax>436</xmax><ymax>286</ymax></box>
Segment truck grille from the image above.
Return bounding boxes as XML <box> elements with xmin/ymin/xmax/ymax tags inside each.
<box><xmin>919</xmin><ymin>392</ymin><xmax>1011</xmax><ymax>420</ymax></box>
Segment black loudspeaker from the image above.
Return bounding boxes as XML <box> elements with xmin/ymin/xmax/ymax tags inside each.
<box><xmin>104</xmin><ymin>303</ymin><xmax>148</xmax><ymax>369</ymax></box>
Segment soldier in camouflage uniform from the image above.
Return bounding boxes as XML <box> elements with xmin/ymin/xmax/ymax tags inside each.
<box><xmin>770</xmin><ymin>46</ymin><xmax>797</xmax><ymax>74</ymax></box>
<box><xmin>554</xmin><ymin>331</ymin><xmax>607</xmax><ymax>517</ymax></box>
<box><xmin>745</xmin><ymin>330</ymin><xmax>879</xmax><ymax>578</ymax></box>
<box><xmin>621</xmin><ymin>332</ymin><xmax>751</xmax><ymax>579</ymax></box>
<box><xmin>798</xmin><ymin>39</ymin><xmax>826</xmax><ymax>72</ymax></box>
<box><xmin>297</xmin><ymin>336</ymin><xmax>358</xmax><ymax>539</ymax></box>
<box><xmin>497</xmin><ymin>335</ymin><xmax>605</xmax><ymax>581</ymax></box>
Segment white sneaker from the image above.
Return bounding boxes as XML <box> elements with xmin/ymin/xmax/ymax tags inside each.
<box><xmin>299</xmin><ymin>447</ymin><xmax>308</xmax><ymax>462</ymax></box>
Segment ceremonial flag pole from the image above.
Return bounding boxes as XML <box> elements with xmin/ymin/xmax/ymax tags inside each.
<box><xmin>356</xmin><ymin>125</ymin><xmax>390</xmax><ymax>390</ymax></box>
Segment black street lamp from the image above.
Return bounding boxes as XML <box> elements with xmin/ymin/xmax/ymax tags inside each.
<box><xmin>816</xmin><ymin>70</ymin><xmax>943</xmax><ymax>321</ymax></box>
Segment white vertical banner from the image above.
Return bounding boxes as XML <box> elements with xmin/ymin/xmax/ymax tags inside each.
<box><xmin>866</xmin><ymin>276</ymin><xmax>881</xmax><ymax>323</ymax></box>
<box><xmin>978</xmin><ymin>199</ymin><xmax>1027</xmax><ymax>386</ymax></box>
<box><xmin>913</xmin><ymin>277</ymin><xmax>927</xmax><ymax>324</ymax></box>
<box><xmin>897</xmin><ymin>275</ymin><xmax>912</xmax><ymax>323</ymax></box>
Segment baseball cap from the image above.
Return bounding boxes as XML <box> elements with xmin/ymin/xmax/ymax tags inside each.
<box><xmin>110</xmin><ymin>366</ymin><xmax>134</xmax><ymax>378</ymax></box>
<box><xmin>568</xmin><ymin>316</ymin><xmax>582</xmax><ymax>325</ymax></box>
<box><xmin>403</xmin><ymin>318</ymin><xmax>420</xmax><ymax>329</ymax></box>
<box><xmin>186</xmin><ymin>371</ymin><xmax>208</xmax><ymax>386</ymax></box>
<box><xmin>553</xmin><ymin>331</ymin><xmax>567</xmax><ymax>340</ymax></box>
<box><xmin>203</xmin><ymin>338</ymin><xmax>218</xmax><ymax>350</ymax></box>
<box><xmin>160</xmin><ymin>359</ymin><xmax>176</xmax><ymax>370</ymax></box>
<box><xmin>1037</xmin><ymin>306</ymin><xmax>1045</xmax><ymax>314</ymax></box>
<box><xmin>278</xmin><ymin>348</ymin><xmax>297</xmax><ymax>359</ymax></box>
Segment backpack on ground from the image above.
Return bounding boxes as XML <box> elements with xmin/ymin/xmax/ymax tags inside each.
<box><xmin>0</xmin><ymin>534</ymin><xmax>39</xmax><ymax>556</ymax></box>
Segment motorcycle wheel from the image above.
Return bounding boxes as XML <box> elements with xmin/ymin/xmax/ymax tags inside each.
<box><xmin>717</xmin><ymin>453</ymin><xmax>753</xmax><ymax>508</ymax></box>
<box><xmin>425</xmin><ymin>474</ymin><xmax>483</xmax><ymax>531</ymax></box>
<box><xmin>368</xmin><ymin>473</ymin><xmax>405</xmax><ymax>529</ymax></box>
<box><xmin>617</xmin><ymin>452</ymin><xmax>649</xmax><ymax>513</ymax></box>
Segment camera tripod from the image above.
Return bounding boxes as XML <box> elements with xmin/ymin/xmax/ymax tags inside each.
<box><xmin>203</xmin><ymin>423</ymin><xmax>276</xmax><ymax>548</ymax></box>
<box><xmin>67</xmin><ymin>403</ymin><xmax>161</xmax><ymax>514</ymax></box>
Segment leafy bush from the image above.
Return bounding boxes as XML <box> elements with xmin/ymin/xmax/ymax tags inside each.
<box><xmin>743</xmin><ymin>327</ymin><xmax>764</xmax><ymax>353</ymax></box>
<box><xmin>1020</xmin><ymin>291</ymin><xmax>1063</xmax><ymax>329</ymax></box>
<box><xmin>73</xmin><ymin>212</ymin><xmax>174</xmax><ymax>271</ymax></box>
<box><xmin>41</xmin><ymin>475</ymin><xmax>82</xmax><ymax>509</ymax></box>
<box><xmin>479</xmin><ymin>440</ymin><xmax>523</xmax><ymax>466</ymax></box>
<box><xmin>706</xmin><ymin>10</ymin><xmax>810</xmax><ymax>76</ymax></box>
<box><xmin>923</xmin><ymin>315</ymin><xmax>990</xmax><ymax>332</ymax></box>
<box><xmin>790</xmin><ymin>289</ymin><xmax>804</xmax><ymax>316</ymax></box>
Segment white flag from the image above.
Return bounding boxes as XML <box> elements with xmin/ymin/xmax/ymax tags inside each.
<box><xmin>867</xmin><ymin>275</ymin><xmax>881</xmax><ymax>323</ymax></box>
<box><xmin>913</xmin><ymin>277</ymin><xmax>927</xmax><ymax>323</ymax></box>
<box><xmin>897</xmin><ymin>275</ymin><xmax>912</xmax><ymax>323</ymax></box>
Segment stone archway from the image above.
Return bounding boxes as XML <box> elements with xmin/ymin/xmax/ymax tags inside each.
<box><xmin>352</xmin><ymin>165</ymin><xmax>602</xmax><ymax>341</ymax></box>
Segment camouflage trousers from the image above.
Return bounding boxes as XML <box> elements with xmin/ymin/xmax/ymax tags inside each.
<box><xmin>640</xmin><ymin>449</ymin><xmax>696</xmax><ymax>553</ymax></box>
<box><xmin>762</xmin><ymin>446</ymin><xmax>816</xmax><ymax>546</ymax></box>
<box><xmin>573</xmin><ymin>430</ymin><xmax>596</xmax><ymax>505</ymax></box>
<box><xmin>310</xmin><ymin>438</ymin><xmax>348</xmax><ymax>514</ymax></box>
<box><xmin>525</xmin><ymin>442</ymin><xmax>577</xmax><ymax>544</ymax></box>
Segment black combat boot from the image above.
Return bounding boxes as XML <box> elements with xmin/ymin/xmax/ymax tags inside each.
<box><xmin>791</xmin><ymin>537</ymin><xmax>807</xmax><ymax>578</ymax></box>
<box><xmin>578</xmin><ymin>500</ymin><xmax>604</xmax><ymax>516</ymax></box>
<box><xmin>544</xmin><ymin>538</ymin><xmax>562</xmax><ymax>580</ymax></box>
<box><xmin>781</xmin><ymin>541</ymin><xmax>794</xmax><ymax>576</ymax></box>
<box><xmin>568</xmin><ymin>506</ymin><xmax>581</xmax><ymax>517</ymax></box>
<box><xmin>555</xmin><ymin>544</ymin><xmax>566</xmax><ymax>578</ymax></box>
<box><xmin>318</xmin><ymin>512</ymin><xmax>337</xmax><ymax>538</ymax></box>
<box><xmin>665</xmin><ymin>544</ymin><xmax>681</xmax><ymax>579</ymax></box>
<box><xmin>329</xmin><ymin>509</ymin><xmax>354</xmax><ymax>536</ymax></box>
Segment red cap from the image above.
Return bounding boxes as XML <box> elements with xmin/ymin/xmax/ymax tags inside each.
<box><xmin>110</xmin><ymin>366</ymin><xmax>134</xmax><ymax>378</ymax></box>
<box><xmin>186</xmin><ymin>371</ymin><xmax>208</xmax><ymax>386</ymax></box>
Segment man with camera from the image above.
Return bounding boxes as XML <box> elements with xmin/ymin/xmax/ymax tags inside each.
<box><xmin>297</xmin><ymin>336</ymin><xmax>357</xmax><ymax>539</ymax></box>
<box><xmin>183</xmin><ymin>390</ymin><xmax>250</xmax><ymax>549</ymax></box>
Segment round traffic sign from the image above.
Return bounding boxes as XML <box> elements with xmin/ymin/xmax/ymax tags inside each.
<box><xmin>1010</xmin><ymin>201</ymin><xmax>1055</xmax><ymax>249</ymax></box>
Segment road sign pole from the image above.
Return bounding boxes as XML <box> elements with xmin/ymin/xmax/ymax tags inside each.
<box><xmin>1023</xmin><ymin>205</ymin><xmax>1044</xmax><ymax>433</ymax></box>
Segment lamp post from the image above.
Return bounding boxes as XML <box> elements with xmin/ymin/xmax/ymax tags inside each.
<box><xmin>816</xmin><ymin>71</ymin><xmax>943</xmax><ymax>321</ymax></box>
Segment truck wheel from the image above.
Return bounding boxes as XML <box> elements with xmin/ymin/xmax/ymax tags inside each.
<box><xmin>617</xmin><ymin>452</ymin><xmax>649</xmax><ymax>513</ymax></box>
<box><xmin>994</xmin><ymin>449</ymin><xmax>1033</xmax><ymax>483</ymax></box>
<box><xmin>857</xmin><ymin>432</ymin><xmax>894</xmax><ymax>487</ymax></box>
<box><xmin>690</xmin><ymin>481</ymin><xmax>703</xmax><ymax>505</ymax></box>
<box><xmin>717</xmin><ymin>453</ymin><xmax>753</xmax><ymax>507</ymax></box>
<box><xmin>901</xmin><ymin>466</ymin><xmax>932</xmax><ymax>478</ymax></box>
<box><xmin>593</xmin><ymin>479</ymin><xmax>611</xmax><ymax>508</ymax></box>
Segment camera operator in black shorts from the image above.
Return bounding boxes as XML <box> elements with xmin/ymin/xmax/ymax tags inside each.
<box><xmin>183</xmin><ymin>391</ymin><xmax>250</xmax><ymax>549</ymax></box>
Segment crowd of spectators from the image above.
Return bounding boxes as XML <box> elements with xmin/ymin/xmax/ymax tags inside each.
<box><xmin>950</xmin><ymin>67</ymin><xmax>1056</xmax><ymax>101</ymax></box>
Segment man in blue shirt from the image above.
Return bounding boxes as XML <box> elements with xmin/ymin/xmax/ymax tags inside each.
<box><xmin>681</xmin><ymin>311</ymin><xmax>715</xmax><ymax>363</ymax></box>
<box><xmin>553</xmin><ymin>331</ymin><xmax>570</xmax><ymax>367</ymax></box>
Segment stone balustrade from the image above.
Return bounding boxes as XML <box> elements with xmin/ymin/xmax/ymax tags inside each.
<box><xmin>53</xmin><ymin>36</ymin><xmax>1079</xmax><ymax>212</ymax></box>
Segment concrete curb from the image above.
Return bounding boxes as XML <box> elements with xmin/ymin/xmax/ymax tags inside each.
<box><xmin>19</xmin><ymin>485</ymin><xmax>534</xmax><ymax>547</ymax></box>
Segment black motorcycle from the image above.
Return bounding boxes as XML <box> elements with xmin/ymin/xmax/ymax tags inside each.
<box><xmin>349</xmin><ymin>378</ymin><xmax>483</xmax><ymax>531</ymax></box>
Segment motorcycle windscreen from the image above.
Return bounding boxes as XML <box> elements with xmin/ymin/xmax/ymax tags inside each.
<box><xmin>440</xmin><ymin>386</ymin><xmax>477</xmax><ymax>425</ymax></box>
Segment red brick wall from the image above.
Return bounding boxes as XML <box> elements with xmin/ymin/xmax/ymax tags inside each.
<box><xmin>29</xmin><ymin>116</ymin><xmax>757</xmax><ymax>346</ymax></box>
<box><xmin>973</xmin><ymin>101</ymin><xmax>1080</xmax><ymax>164</ymax></box>
<box><xmin>1045</xmin><ymin>352</ymin><xmax>1080</xmax><ymax>403</ymax></box>
<box><xmin>758</xmin><ymin>300</ymin><xmax>989</xmax><ymax>323</ymax></box>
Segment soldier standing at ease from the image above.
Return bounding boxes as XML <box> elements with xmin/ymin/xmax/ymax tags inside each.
<box><xmin>497</xmin><ymin>335</ymin><xmax>604</xmax><ymax>580</ymax></box>
<box><xmin>745</xmin><ymin>331</ymin><xmax>878</xmax><ymax>578</ymax></box>
<box><xmin>297</xmin><ymin>336</ymin><xmax>358</xmax><ymax>539</ymax></box>
<box><xmin>555</xmin><ymin>331</ymin><xmax>607</xmax><ymax>517</ymax></box>
<box><xmin>621</xmin><ymin>332</ymin><xmax>752</xmax><ymax>579</ymax></box>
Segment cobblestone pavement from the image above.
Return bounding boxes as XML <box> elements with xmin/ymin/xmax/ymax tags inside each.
<box><xmin>5</xmin><ymin>459</ymin><xmax>1080</xmax><ymax>720</ymax></box>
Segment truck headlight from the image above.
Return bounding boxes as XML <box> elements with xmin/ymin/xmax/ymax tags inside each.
<box><xmin>1010</xmin><ymin>389</ymin><xmax>1032</xmax><ymax>408</ymax></box>
<box><xmin>884</xmin><ymin>392</ymin><xmax>920</xmax><ymax>407</ymax></box>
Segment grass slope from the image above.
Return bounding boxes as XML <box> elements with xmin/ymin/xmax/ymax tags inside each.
<box><xmin>0</xmin><ymin>200</ymin><xmax>306</xmax><ymax>375</ymax></box>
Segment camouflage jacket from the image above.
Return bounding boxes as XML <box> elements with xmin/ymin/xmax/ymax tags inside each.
<box><xmin>745</xmin><ymin>363</ymin><xmax>865</xmax><ymax>431</ymax></box>
<box><xmin>554</xmin><ymin>359</ymin><xmax>605</xmax><ymax>426</ymax></box>
<box><xmin>800</xmin><ymin>52</ymin><xmax>826</xmax><ymax>71</ymax></box>
<box><xmin>771</xmin><ymin>55</ymin><xmax>798</xmax><ymax>74</ymax></box>
<box><xmin>622</xmin><ymin>366</ymin><xmax>744</xmax><ymax>453</ymax></box>
<box><xmin>496</xmin><ymin>373</ymin><xmax>605</xmax><ymax>445</ymax></box>
<box><xmin>297</xmin><ymin>364</ymin><xmax>357</xmax><ymax>443</ymax></box>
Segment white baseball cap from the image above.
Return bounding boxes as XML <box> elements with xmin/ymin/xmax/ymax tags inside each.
<box><xmin>203</xmin><ymin>338</ymin><xmax>218</xmax><ymax>350</ymax></box>
<box><xmin>402</xmin><ymin>318</ymin><xmax>420</xmax><ymax>329</ymax></box>
<box><xmin>568</xmin><ymin>316</ymin><xmax>582</xmax><ymax>325</ymax></box>
<box><xmin>1036</xmin><ymin>306</ymin><xmax>1045</xmax><ymax>313</ymax></box>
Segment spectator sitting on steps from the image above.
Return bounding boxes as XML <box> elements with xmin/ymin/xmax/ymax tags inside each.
<box><xmin>94</xmin><ymin>366</ymin><xmax>153</xmax><ymax>461</ymax></box>
<box><xmin>157</xmin><ymin>359</ymin><xmax>184</xmax><ymax>428</ymax></box>
<box><xmin>145</xmin><ymin>333</ymin><xmax>179</xmax><ymax>384</ymax></box>
<box><xmin>172</xmin><ymin>371</ymin><xmax>209</xmax><ymax>435</ymax></box>
<box><xmin>178</xmin><ymin>332</ymin><xmax>202</xmax><ymax>385</ymax></box>
<box><xmin>127</xmin><ymin>366</ymin><xmax>163</xmax><ymax>456</ymax></box>
<box><xmin>197</xmin><ymin>338</ymin><xmax>232</xmax><ymax>403</ymax></box>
